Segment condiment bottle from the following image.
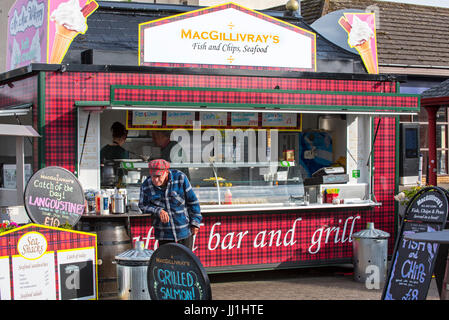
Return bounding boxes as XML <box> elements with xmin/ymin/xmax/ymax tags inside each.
<box><xmin>95</xmin><ymin>191</ymin><xmax>102</xmax><ymax>214</ymax></box>
<box><xmin>101</xmin><ymin>190</ymin><xmax>109</xmax><ymax>215</ymax></box>
<box><xmin>224</xmin><ymin>189</ymin><xmax>232</xmax><ymax>205</ymax></box>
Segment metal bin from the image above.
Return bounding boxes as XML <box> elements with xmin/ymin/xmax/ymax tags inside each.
<box><xmin>115</xmin><ymin>241</ymin><xmax>153</xmax><ymax>300</ymax></box>
<box><xmin>352</xmin><ymin>222</ymin><xmax>390</xmax><ymax>285</ymax></box>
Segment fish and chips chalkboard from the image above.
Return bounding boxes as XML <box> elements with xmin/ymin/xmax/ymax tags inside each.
<box><xmin>148</xmin><ymin>243</ymin><xmax>211</xmax><ymax>300</ymax></box>
<box><xmin>24</xmin><ymin>166</ymin><xmax>85</xmax><ymax>227</ymax></box>
<box><xmin>382</xmin><ymin>187</ymin><xmax>448</xmax><ymax>300</ymax></box>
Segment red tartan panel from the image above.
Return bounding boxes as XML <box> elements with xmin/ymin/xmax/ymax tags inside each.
<box><xmin>129</xmin><ymin>117</ymin><xmax>396</xmax><ymax>269</ymax></box>
<box><xmin>0</xmin><ymin>75</ymin><xmax>38</xmax><ymax>109</ymax></box>
<box><xmin>44</xmin><ymin>71</ymin><xmax>397</xmax><ymax>171</ymax></box>
<box><xmin>41</xmin><ymin>71</ymin><xmax>397</xmax><ymax>267</ymax></box>
<box><xmin>130</xmin><ymin>207</ymin><xmax>389</xmax><ymax>269</ymax></box>
<box><xmin>112</xmin><ymin>86</ymin><xmax>416</xmax><ymax>109</ymax></box>
<box><xmin>0</xmin><ymin>224</ymin><xmax>96</xmax><ymax>256</ymax></box>
<box><xmin>373</xmin><ymin>117</ymin><xmax>396</xmax><ymax>251</ymax></box>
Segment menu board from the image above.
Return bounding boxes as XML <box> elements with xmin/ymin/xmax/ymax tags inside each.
<box><xmin>57</xmin><ymin>248</ymin><xmax>96</xmax><ymax>300</ymax></box>
<box><xmin>12</xmin><ymin>252</ymin><xmax>56</xmax><ymax>300</ymax></box>
<box><xmin>132</xmin><ymin>110</ymin><xmax>162</xmax><ymax>126</ymax></box>
<box><xmin>126</xmin><ymin>110</ymin><xmax>302</xmax><ymax>131</ymax></box>
<box><xmin>262</xmin><ymin>113</ymin><xmax>297</xmax><ymax>128</ymax></box>
<box><xmin>231</xmin><ymin>112</ymin><xmax>258</xmax><ymax>127</ymax></box>
<box><xmin>148</xmin><ymin>243</ymin><xmax>211</xmax><ymax>300</ymax></box>
<box><xmin>167</xmin><ymin>111</ymin><xmax>195</xmax><ymax>126</ymax></box>
<box><xmin>0</xmin><ymin>257</ymin><xmax>11</xmax><ymax>300</ymax></box>
<box><xmin>201</xmin><ymin>112</ymin><xmax>227</xmax><ymax>127</ymax></box>
<box><xmin>0</xmin><ymin>224</ymin><xmax>97</xmax><ymax>300</ymax></box>
<box><xmin>24</xmin><ymin>166</ymin><xmax>85</xmax><ymax>227</ymax></box>
<box><xmin>382</xmin><ymin>187</ymin><xmax>448</xmax><ymax>300</ymax></box>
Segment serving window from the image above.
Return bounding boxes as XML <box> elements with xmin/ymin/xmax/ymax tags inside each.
<box><xmin>84</xmin><ymin>108</ymin><xmax>373</xmax><ymax>211</ymax></box>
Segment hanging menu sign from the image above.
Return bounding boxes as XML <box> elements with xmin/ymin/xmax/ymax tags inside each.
<box><xmin>132</xmin><ymin>110</ymin><xmax>162</xmax><ymax>126</ymax></box>
<box><xmin>24</xmin><ymin>166</ymin><xmax>85</xmax><ymax>227</ymax></box>
<box><xmin>201</xmin><ymin>112</ymin><xmax>227</xmax><ymax>127</ymax></box>
<box><xmin>382</xmin><ymin>187</ymin><xmax>448</xmax><ymax>300</ymax></box>
<box><xmin>126</xmin><ymin>110</ymin><xmax>302</xmax><ymax>131</ymax></box>
<box><xmin>231</xmin><ymin>112</ymin><xmax>258</xmax><ymax>127</ymax></box>
<box><xmin>148</xmin><ymin>243</ymin><xmax>211</xmax><ymax>300</ymax></box>
<box><xmin>262</xmin><ymin>113</ymin><xmax>297</xmax><ymax>128</ymax></box>
<box><xmin>166</xmin><ymin>111</ymin><xmax>195</xmax><ymax>126</ymax></box>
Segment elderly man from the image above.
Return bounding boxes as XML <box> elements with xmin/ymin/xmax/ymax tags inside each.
<box><xmin>138</xmin><ymin>159</ymin><xmax>201</xmax><ymax>250</ymax></box>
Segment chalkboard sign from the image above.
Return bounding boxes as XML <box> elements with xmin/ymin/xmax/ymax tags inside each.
<box><xmin>382</xmin><ymin>187</ymin><xmax>448</xmax><ymax>300</ymax></box>
<box><xmin>147</xmin><ymin>243</ymin><xmax>212</xmax><ymax>300</ymax></box>
<box><xmin>406</xmin><ymin>190</ymin><xmax>448</xmax><ymax>223</ymax></box>
<box><xmin>24</xmin><ymin>166</ymin><xmax>85</xmax><ymax>227</ymax></box>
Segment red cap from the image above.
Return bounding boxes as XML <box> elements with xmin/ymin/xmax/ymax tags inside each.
<box><xmin>148</xmin><ymin>159</ymin><xmax>170</xmax><ymax>176</ymax></box>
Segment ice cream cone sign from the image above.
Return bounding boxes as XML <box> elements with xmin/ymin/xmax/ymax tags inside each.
<box><xmin>339</xmin><ymin>13</ymin><xmax>378</xmax><ymax>74</ymax></box>
<box><xmin>48</xmin><ymin>0</ymin><xmax>99</xmax><ymax>64</ymax></box>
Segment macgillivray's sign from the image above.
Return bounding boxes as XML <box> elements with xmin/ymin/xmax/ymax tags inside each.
<box><xmin>139</xmin><ymin>2</ymin><xmax>316</xmax><ymax>71</ymax></box>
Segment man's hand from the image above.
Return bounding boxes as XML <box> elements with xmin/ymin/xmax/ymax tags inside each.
<box><xmin>159</xmin><ymin>209</ymin><xmax>170</xmax><ymax>223</ymax></box>
<box><xmin>191</xmin><ymin>226</ymin><xmax>199</xmax><ymax>235</ymax></box>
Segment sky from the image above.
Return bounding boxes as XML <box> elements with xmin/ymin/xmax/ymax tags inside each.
<box><xmin>377</xmin><ymin>0</ymin><xmax>449</xmax><ymax>8</ymax></box>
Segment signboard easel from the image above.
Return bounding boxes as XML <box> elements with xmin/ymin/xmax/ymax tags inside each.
<box><xmin>382</xmin><ymin>186</ymin><xmax>449</xmax><ymax>300</ymax></box>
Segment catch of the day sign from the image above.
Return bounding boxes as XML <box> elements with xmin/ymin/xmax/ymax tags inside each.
<box><xmin>24</xmin><ymin>166</ymin><xmax>85</xmax><ymax>227</ymax></box>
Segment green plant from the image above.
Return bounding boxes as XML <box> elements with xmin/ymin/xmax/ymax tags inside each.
<box><xmin>59</xmin><ymin>222</ymin><xmax>73</xmax><ymax>230</ymax></box>
<box><xmin>394</xmin><ymin>184</ymin><xmax>429</xmax><ymax>206</ymax></box>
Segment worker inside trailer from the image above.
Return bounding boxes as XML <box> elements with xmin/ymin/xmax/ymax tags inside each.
<box><xmin>100</xmin><ymin>121</ymin><xmax>130</xmax><ymax>162</ymax></box>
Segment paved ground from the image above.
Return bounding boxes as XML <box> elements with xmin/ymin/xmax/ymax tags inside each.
<box><xmin>208</xmin><ymin>264</ymin><xmax>441</xmax><ymax>300</ymax></box>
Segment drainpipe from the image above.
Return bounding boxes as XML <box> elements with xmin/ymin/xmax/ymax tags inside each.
<box><xmin>424</xmin><ymin>106</ymin><xmax>439</xmax><ymax>186</ymax></box>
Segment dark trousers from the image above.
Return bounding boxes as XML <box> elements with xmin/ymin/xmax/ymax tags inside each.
<box><xmin>158</xmin><ymin>235</ymin><xmax>193</xmax><ymax>250</ymax></box>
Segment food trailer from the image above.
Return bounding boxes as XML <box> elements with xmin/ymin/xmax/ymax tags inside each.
<box><xmin>0</xmin><ymin>0</ymin><xmax>419</xmax><ymax>294</ymax></box>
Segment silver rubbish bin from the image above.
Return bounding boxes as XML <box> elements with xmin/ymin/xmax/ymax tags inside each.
<box><xmin>115</xmin><ymin>241</ymin><xmax>153</xmax><ymax>300</ymax></box>
<box><xmin>352</xmin><ymin>222</ymin><xmax>390</xmax><ymax>285</ymax></box>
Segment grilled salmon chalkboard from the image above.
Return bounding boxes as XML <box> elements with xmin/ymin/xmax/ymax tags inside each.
<box><xmin>24</xmin><ymin>166</ymin><xmax>85</xmax><ymax>227</ymax></box>
<box><xmin>382</xmin><ymin>186</ymin><xmax>448</xmax><ymax>300</ymax></box>
<box><xmin>148</xmin><ymin>243</ymin><xmax>211</xmax><ymax>300</ymax></box>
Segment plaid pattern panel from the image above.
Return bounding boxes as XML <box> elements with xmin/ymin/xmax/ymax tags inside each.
<box><xmin>0</xmin><ymin>75</ymin><xmax>37</xmax><ymax>109</ymax></box>
<box><xmin>112</xmin><ymin>86</ymin><xmax>416</xmax><ymax>110</ymax></box>
<box><xmin>129</xmin><ymin>117</ymin><xmax>397</xmax><ymax>270</ymax></box>
<box><xmin>0</xmin><ymin>224</ymin><xmax>96</xmax><ymax>256</ymax></box>
<box><xmin>0</xmin><ymin>224</ymin><xmax>96</xmax><ymax>299</ymax></box>
<box><xmin>44</xmin><ymin>71</ymin><xmax>398</xmax><ymax>171</ymax></box>
<box><xmin>373</xmin><ymin>117</ymin><xmax>396</xmax><ymax>252</ymax></box>
<box><xmin>131</xmin><ymin>207</ymin><xmax>382</xmax><ymax>269</ymax></box>
<box><xmin>41</xmin><ymin>70</ymin><xmax>399</xmax><ymax>269</ymax></box>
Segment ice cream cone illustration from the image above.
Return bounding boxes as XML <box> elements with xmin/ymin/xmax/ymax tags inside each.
<box><xmin>49</xmin><ymin>0</ymin><xmax>98</xmax><ymax>64</ymax></box>
<box><xmin>50</xmin><ymin>23</ymin><xmax>78</xmax><ymax>63</ymax></box>
<box><xmin>355</xmin><ymin>40</ymin><xmax>376</xmax><ymax>74</ymax></box>
<box><xmin>339</xmin><ymin>15</ymin><xmax>378</xmax><ymax>74</ymax></box>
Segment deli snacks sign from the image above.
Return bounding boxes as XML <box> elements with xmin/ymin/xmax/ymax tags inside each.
<box><xmin>0</xmin><ymin>224</ymin><xmax>97</xmax><ymax>300</ymax></box>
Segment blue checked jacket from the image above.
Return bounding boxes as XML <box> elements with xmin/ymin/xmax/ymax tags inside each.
<box><xmin>138</xmin><ymin>169</ymin><xmax>202</xmax><ymax>241</ymax></box>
